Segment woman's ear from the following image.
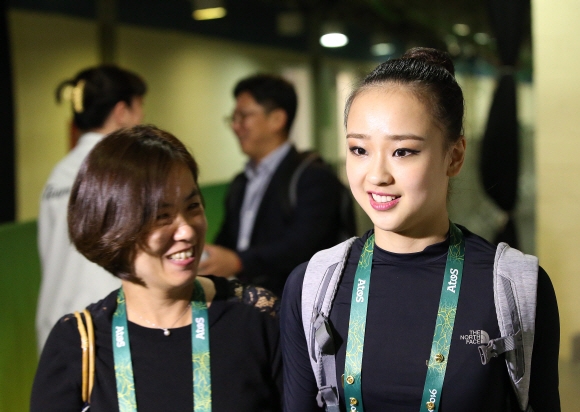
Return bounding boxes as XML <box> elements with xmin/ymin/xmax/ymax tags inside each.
<box><xmin>447</xmin><ymin>136</ymin><xmax>466</xmax><ymax>177</ymax></box>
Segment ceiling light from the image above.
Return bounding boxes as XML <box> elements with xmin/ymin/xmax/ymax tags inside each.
<box><xmin>447</xmin><ymin>42</ymin><xmax>461</xmax><ymax>56</ymax></box>
<box><xmin>453</xmin><ymin>23</ymin><xmax>470</xmax><ymax>36</ymax></box>
<box><xmin>370</xmin><ymin>32</ymin><xmax>395</xmax><ymax>56</ymax></box>
<box><xmin>320</xmin><ymin>22</ymin><xmax>348</xmax><ymax>48</ymax></box>
<box><xmin>371</xmin><ymin>43</ymin><xmax>395</xmax><ymax>56</ymax></box>
<box><xmin>444</xmin><ymin>34</ymin><xmax>460</xmax><ymax>56</ymax></box>
<box><xmin>192</xmin><ymin>0</ymin><xmax>226</xmax><ymax>21</ymax></box>
<box><xmin>474</xmin><ymin>32</ymin><xmax>491</xmax><ymax>45</ymax></box>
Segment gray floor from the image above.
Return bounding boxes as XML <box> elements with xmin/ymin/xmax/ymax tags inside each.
<box><xmin>560</xmin><ymin>361</ymin><xmax>580</xmax><ymax>411</ymax></box>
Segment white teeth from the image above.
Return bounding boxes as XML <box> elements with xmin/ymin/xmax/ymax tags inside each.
<box><xmin>371</xmin><ymin>193</ymin><xmax>397</xmax><ymax>203</ymax></box>
<box><xmin>169</xmin><ymin>249</ymin><xmax>193</xmax><ymax>260</ymax></box>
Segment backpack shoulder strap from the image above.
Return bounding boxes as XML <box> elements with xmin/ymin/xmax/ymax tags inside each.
<box><xmin>288</xmin><ymin>151</ymin><xmax>356</xmax><ymax>241</ymax></box>
<box><xmin>302</xmin><ymin>237</ymin><xmax>357</xmax><ymax>412</ymax></box>
<box><xmin>479</xmin><ymin>242</ymin><xmax>538</xmax><ymax>411</ymax></box>
<box><xmin>288</xmin><ymin>151</ymin><xmax>322</xmax><ymax>208</ymax></box>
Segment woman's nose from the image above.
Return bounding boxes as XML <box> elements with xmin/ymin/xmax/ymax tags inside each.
<box><xmin>367</xmin><ymin>153</ymin><xmax>393</xmax><ymax>186</ymax></box>
<box><xmin>174</xmin><ymin>217</ymin><xmax>195</xmax><ymax>242</ymax></box>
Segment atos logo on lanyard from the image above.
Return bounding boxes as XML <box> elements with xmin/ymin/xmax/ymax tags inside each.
<box><xmin>195</xmin><ymin>317</ymin><xmax>206</xmax><ymax>340</ymax></box>
<box><xmin>115</xmin><ymin>326</ymin><xmax>126</xmax><ymax>347</ymax></box>
<box><xmin>355</xmin><ymin>279</ymin><xmax>367</xmax><ymax>303</ymax></box>
<box><xmin>447</xmin><ymin>268</ymin><xmax>459</xmax><ymax>293</ymax></box>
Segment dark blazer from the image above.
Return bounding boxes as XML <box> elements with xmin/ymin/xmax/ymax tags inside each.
<box><xmin>215</xmin><ymin>146</ymin><xmax>349</xmax><ymax>296</ymax></box>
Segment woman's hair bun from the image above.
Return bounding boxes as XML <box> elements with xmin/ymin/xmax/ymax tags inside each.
<box><xmin>401</xmin><ymin>47</ymin><xmax>455</xmax><ymax>76</ymax></box>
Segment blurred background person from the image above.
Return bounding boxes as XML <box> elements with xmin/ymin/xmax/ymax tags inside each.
<box><xmin>199</xmin><ymin>74</ymin><xmax>355</xmax><ymax>296</ymax></box>
<box><xmin>36</xmin><ymin>65</ymin><xmax>146</xmax><ymax>351</ymax></box>
<box><xmin>31</xmin><ymin>125</ymin><xmax>282</xmax><ymax>411</ymax></box>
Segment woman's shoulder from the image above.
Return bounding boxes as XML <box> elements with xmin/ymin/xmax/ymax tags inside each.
<box><xmin>50</xmin><ymin>289</ymin><xmax>117</xmax><ymax>330</ymax></box>
<box><xmin>44</xmin><ymin>289</ymin><xmax>119</xmax><ymax>348</ymax></box>
<box><xmin>458</xmin><ymin>225</ymin><xmax>499</xmax><ymax>265</ymax></box>
<box><xmin>281</xmin><ymin>235</ymin><xmax>367</xmax><ymax>308</ymax></box>
<box><xmin>83</xmin><ymin>289</ymin><xmax>119</xmax><ymax>324</ymax></box>
<box><xmin>458</xmin><ymin>224</ymin><xmax>496</xmax><ymax>249</ymax></box>
<box><xmin>459</xmin><ymin>224</ymin><xmax>545</xmax><ymax>268</ymax></box>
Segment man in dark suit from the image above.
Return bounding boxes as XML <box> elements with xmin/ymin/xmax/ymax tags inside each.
<box><xmin>198</xmin><ymin>74</ymin><xmax>352</xmax><ymax>296</ymax></box>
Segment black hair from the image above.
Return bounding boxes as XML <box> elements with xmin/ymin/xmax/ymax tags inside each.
<box><xmin>345</xmin><ymin>47</ymin><xmax>464</xmax><ymax>144</ymax></box>
<box><xmin>234</xmin><ymin>74</ymin><xmax>297</xmax><ymax>134</ymax></box>
<box><xmin>55</xmin><ymin>65</ymin><xmax>147</xmax><ymax>132</ymax></box>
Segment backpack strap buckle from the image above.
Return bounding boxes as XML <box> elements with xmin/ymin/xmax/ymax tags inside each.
<box><xmin>316</xmin><ymin>385</ymin><xmax>340</xmax><ymax>412</ymax></box>
<box><xmin>478</xmin><ymin>329</ymin><xmax>522</xmax><ymax>365</ymax></box>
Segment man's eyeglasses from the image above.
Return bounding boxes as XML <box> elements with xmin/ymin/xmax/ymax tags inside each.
<box><xmin>224</xmin><ymin>110</ymin><xmax>262</xmax><ymax>126</ymax></box>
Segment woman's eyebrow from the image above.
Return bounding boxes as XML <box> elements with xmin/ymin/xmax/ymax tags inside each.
<box><xmin>346</xmin><ymin>132</ymin><xmax>368</xmax><ymax>140</ymax></box>
<box><xmin>158</xmin><ymin>188</ymin><xmax>200</xmax><ymax>208</ymax></box>
<box><xmin>346</xmin><ymin>133</ymin><xmax>425</xmax><ymax>141</ymax></box>
<box><xmin>185</xmin><ymin>188</ymin><xmax>200</xmax><ymax>200</ymax></box>
<box><xmin>388</xmin><ymin>134</ymin><xmax>426</xmax><ymax>142</ymax></box>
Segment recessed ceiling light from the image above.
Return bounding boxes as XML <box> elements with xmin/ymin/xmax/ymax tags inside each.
<box><xmin>320</xmin><ymin>22</ymin><xmax>348</xmax><ymax>48</ymax></box>
<box><xmin>453</xmin><ymin>23</ymin><xmax>470</xmax><ymax>36</ymax></box>
<box><xmin>474</xmin><ymin>32</ymin><xmax>491</xmax><ymax>45</ymax></box>
<box><xmin>371</xmin><ymin>43</ymin><xmax>395</xmax><ymax>56</ymax></box>
<box><xmin>320</xmin><ymin>33</ymin><xmax>348</xmax><ymax>48</ymax></box>
<box><xmin>193</xmin><ymin>7</ymin><xmax>226</xmax><ymax>20</ymax></box>
<box><xmin>447</xmin><ymin>42</ymin><xmax>461</xmax><ymax>56</ymax></box>
<box><xmin>192</xmin><ymin>0</ymin><xmax>226</xmax><ymax>21</ymax></box>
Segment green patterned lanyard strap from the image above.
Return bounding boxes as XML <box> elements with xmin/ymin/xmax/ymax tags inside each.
<box><xmin>420</xmin><ymin>223</ymin><xmax>464</xmax><ymax>412</ymax></box>
<box><xmin>191</xmin><ymin>279</ymin><xmax>211</xmax><ymax>412</ymax></box>
<box><xmin>343</xmin><ymin>223</ymin><xmax>465</xmax><ymax>412</ymax></box>
<box><xmin>112</xmin><ymin>279</ymin><xmax>212</xmax><ymax>412</ymax></box>
<box><xmin>343</xmin><ymin>233</ymin><xmax>374</xmax><ymax>412</ymax></box>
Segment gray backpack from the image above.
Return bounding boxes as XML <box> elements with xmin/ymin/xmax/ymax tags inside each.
<box><xmin>301</xmin><ymin>238</ymin><xmax>537</xmax><ymax>412</ymax></box>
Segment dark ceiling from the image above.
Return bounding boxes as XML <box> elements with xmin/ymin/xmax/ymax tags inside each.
<box><xmin>9</xmin><ymin>0</ymin><xmax>532</xmax><ymax>71</ymax></box>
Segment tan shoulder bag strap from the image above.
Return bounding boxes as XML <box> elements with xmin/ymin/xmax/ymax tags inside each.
<box><xmin>74</xmin><ymin>310</ymin><xmax>95</xmax><ymax>404</ymax></box>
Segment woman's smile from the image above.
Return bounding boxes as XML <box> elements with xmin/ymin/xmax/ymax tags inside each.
<box><xmin>368</xmin><ymin>192</ymin><xmax>400</xmax><ymax>210</ymax></box>
<box><xmin>167</xmin><ymin>247</ymin><xmax>195</xmax><ymax>266</ymax></box>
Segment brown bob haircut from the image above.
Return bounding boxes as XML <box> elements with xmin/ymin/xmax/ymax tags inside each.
<box><xmin>68</xmin><ymin>124</ymin><xmax>200</xmax><ymax>282</ymax></box>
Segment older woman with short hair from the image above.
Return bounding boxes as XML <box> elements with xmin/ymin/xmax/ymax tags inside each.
<box><xmin>31</xmin><ymin>125</ymin><xmax>282</xmax><ymax>412</ymax></box>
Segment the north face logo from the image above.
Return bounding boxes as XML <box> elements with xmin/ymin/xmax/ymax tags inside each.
<box><xmin>460</xmin><ymin>330</ymin><xmax>490</xmax><ymax>345</ymax></box>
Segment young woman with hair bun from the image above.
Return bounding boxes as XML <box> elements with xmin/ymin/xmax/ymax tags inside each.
<box><xmin>281</xmin><ymin>48</ymin><xmax>560</xmax><ymax>411</ymax></box>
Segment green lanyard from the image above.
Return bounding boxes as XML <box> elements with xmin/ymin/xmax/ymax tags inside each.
<box><xmin>343</xmin><ymin>223</ymin><xmax>465</xmax><ymax>412</ymax></box>
<box><xmin>112</xmin><ymin>279</ymin><xmax>212</xmax><ymax>412</ymax></box>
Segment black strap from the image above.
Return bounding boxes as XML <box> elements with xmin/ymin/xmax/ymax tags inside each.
<box><xmin>288</xmin><ymin>151</ymin><xmax>322</xmax><ymax>208</ymax></box>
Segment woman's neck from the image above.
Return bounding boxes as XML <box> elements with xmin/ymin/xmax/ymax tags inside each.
<box><xmin>121</xmin><ymin>276</ymin><xmax>215</xmax><ymax>328</ymax></box>
<box><xmin>373</xmin><ymin>219</ymin><xmax>450</xmax><ymax>254</ymax></box>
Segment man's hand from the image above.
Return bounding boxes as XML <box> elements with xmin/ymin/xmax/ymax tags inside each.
<box><xmin>197</xmin><ymin>244</ymin><xmax>242</xmax><ymax>278</ymax></box>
